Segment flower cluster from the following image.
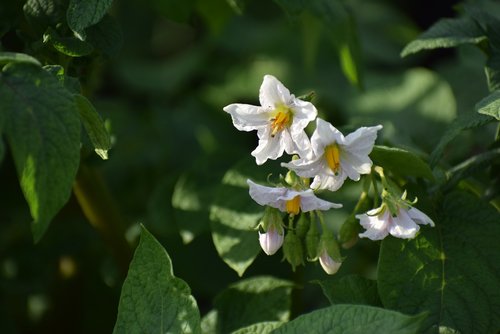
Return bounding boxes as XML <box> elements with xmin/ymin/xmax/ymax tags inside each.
<box><xmin>224</xmin><ymin>75</ymin><xmax>434</xmax><ymax>275</ymax></box>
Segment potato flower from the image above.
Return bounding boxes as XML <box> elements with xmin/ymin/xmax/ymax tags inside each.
<box><xmin>224</xmin><ymin>75</ymin><xmax>317</xmax><ymax>165</ymax></box>
<box><xmin>282</xmin><ymin>119</ymin><xmax>382</xmax><ymax>191</ymax></box>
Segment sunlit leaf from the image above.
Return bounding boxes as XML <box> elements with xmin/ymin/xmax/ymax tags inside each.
<box><xmin>43</xmin><ymin>27</ymin><xmax>94</xmax><ymax>57</ymax></box>
<box><xmin>378</xmin><ymin>191</ymin><xmax>500</xmax><ymax>333</ymax></box>
<box><xmin>213</xmin><ymin>276</ymin><xmax>293</xmax><ymax>333</ymax></box>
<box><xmin>74</xmin><ymin>94</ymin><xmax>111</xmax><ymax>160</ymax></box>
<box><xmin>233</xmin><ymin>321</ymin><xmax>283</xmax><ymax>334</ymax></box>
<box><xmin>401</xmin><ymin>17</ymin><xmax>486</xmax><ymax>57</ymax></box>
<box><xmin>209</xmin><ymin>157</ymin><xmax>280</xmax><ymax>276</ymax></box>
<box><xmin>0</xmin><ymin>63</ymin><xmax>80</xmax><ymax>242</ymax></box>
<box><xmin>67</xmin><ymin>0</ymin><xmax>113</xmax><ymax>40</ymax></box>
<box><xmin>475</xmin><ymin>90</ymin><xmax>500</xmax><ymax>120</ymax></box>
<box><xmin>113</xmin><ymin>225</ymin><xmax>201</xmax><ymax>334</ymax></box>
<box><xmin>271</xmin><ymin>304</ymin><xmax>426</xmax><ymax>334</ymax></box>
<box><xmin>371</xmin><ymin>145</ymin><xmax>434</xmax><ymax>180</ymax></box>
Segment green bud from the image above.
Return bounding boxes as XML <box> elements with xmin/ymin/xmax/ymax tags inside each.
<box><xmin>282</xmin><ymin>231</ymin><xmax>304</xmax><ymax>271</ymax></box>
<box><xmin>338</xmin><ymin>215</ymin><xmax>360</xmax><ymax>249</ymax></box>
<box><xmin>295</xmin><ymin>213</ymin><xmax>310</xmax><ymax>239</ymax></box>
<box><xmin>259</xmin><ymin>207</ymin><xmax>283</xmax><ymax>231</ymax></box>
<box><xmin>305</xmin><ymin>219</ymin><xmax>320</xmax><ymax>259</ymax></box>
<box><xmin>319</xmin><ymin>230</ymin><xmax>342</xmax><ymax>263</ymax></box>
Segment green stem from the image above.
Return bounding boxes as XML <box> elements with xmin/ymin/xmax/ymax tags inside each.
<box><xmin>73</xmin><ymin>164</ymin><xmax>132</xmax><ymax>276</ymax></box>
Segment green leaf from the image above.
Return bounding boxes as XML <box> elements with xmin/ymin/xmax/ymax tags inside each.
<box><xmin>23</xmin><ymin>0</ymin><xmax>66</xmax><ymax>32</ymax></box>
<box><xmin>371</xmin><ymin>145</ymin><xmax>434</xmax><ymax>180</ymax></box>
<box><xmin>475</xmin><ymin>90</ymin><xmax>500</xmax><ymax>120</ymax></box>
<box><xmin>74</xmin><ymin>94</ymin><xmax>111</xmax><ymax>160</ymax></box>
<box><xmin>0</xmin><ymin>63</ymin><xmax>80</xmax><ymax>242</ymax></box>
<box><xmin>43</xmin><ymin>27</ymin><xmax>94</xmax><ymax>57</ymax></box>
<box><xmin>485</xmin><ymin>52</ymin><xmax>500</xmax><ymax>92</ymax></box>
<box><xmin>315</xmin><ymin>275</ymin><xmax>381</xmax><ymax>306</ymax></box>
<box><xmin>429</xmin><ymin>113</ymin><xmax>493</xmax><ymax>168</ymax></box>
<box><xmin>0</xmin><ymin>52</ymin><xmax>41</xmax><ymax>66</ymax></box>
<box><xmin>233</xmin><ymin>321</ymin><xmax>283</xmax><ymax>334</ymax></box>
<box><xmin>66</xmin><ymin>0</ymin><xmax>113</xmax><ymax>40</ymax></box>
<box><xmin>270</xmin><ymin>304</ymin><xmax>426</xmax><ymax>334</ymax></box>
<box><xmin>113</xmin><ymin>225</ymin><xmax>201</xmax><ymax>334</ymax></box>
<box><xmin>85</xmin><ymin>14</ymin><xmax>123</xmax><ymax>57</ymax></box>
<box><xmin>401</xmin><ymin>17</ymin><xmax>487</xmax><ymax>57</ymax></box>
<box><xmin>43</xmin><ymin>65</ymin><xmax>82</xmax><ymax>94</ymax></box>
<box><xmin>378</xmin><ymin>191</ymin><xmax>500</xmax><ymax>333</ymax></box>
<box><xmin>209</xmin><ymin>157</ymin><xmax>280</xmax><ymax>276</ymax></box>
<box><xmin>213</xmin><ymin>276</ymin><xmax>293</xmax><ymax>334</ymax></box>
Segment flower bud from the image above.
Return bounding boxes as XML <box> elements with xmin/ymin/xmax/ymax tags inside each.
<box><xmin>305</xmin><ymin>219</ymin><xmax>320</xmax><ymax>259</ymax></box>
<box><xmin>338</xmin><ymin>215</ymin><xmax>360</xmax><ymax>249</ymax></box>
<box><xmin>319</xmin><ymin>249</ymin><xmax>342</xmax><ymax>275</ymax></box>
<box><xmin>295</xmin><ymin>213</ymin><xmax>310</xmax><ymax>239</ymax></box>
<box><xmin>282</xmin><ymin>231</ymin><xmax>304</xmax><ymax>271</ymax></box>
<box><xmin>318</xmin><ymin>230</ymin><xmax>343</xmax><ymax>275</ymax></box>
<box><xmin>259</xmin><ymin>225</ymin><xmax>284</xmax><ymax>255</ymax></box>
<box><xmin>258</xmin><ymin>207</ymin><xmax>284</xmax><ymax>255</ymax></box>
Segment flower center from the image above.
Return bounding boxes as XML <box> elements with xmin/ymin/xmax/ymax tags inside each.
<box><xmin>270</xmin><ymin>104</ymin><xmax>292</xmax><ymax>137</ymax></box>
<box><xmin>285</xmin><ymin>196</ymin><xmax>301</xmax><ymax>215</ymax></box>
<box><xmin>325</xmin><ymin>144</ymin><xmax>341</xmax><ymax>173</ymax></box>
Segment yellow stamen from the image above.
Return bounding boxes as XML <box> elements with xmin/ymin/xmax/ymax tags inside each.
<box><xmin>286</xmin><ymin>196</ymin><xmax>301</xmax><ymax>215</ymax></box>
<box><xmin>325</xmin><ymin>144</ymin><xmax>341</xmax><ymax>173</ymax></box>
<box><xmin>270</xmin><ymin>105</ymin><xmax>292</xmax><ymax>137</ymax></box>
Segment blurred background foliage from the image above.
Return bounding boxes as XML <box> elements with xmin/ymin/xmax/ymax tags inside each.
<box><xmin>0</xmin><ymin>0</ymin><xmax>497</xmax><ymax>332</ymax></box>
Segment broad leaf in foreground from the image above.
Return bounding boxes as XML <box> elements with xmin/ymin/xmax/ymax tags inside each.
<box><xmin>371</xmin><ymin>145</ymin><xmax>434</xmax><ymax>180</ymax></box>
<box><xmin>213</xmin><ymin>276</ymin><xmax>293</xmax><ymax>334</ymax></box>
<box><xmin>475</xmin><ymin>90</ymin><xmax>500</xmax><ymax>120</ymax></box>
<box><xmin>113</xmin><ymin>226</ymin><xmax>201</xmax><ymax>334</ymax></box>
<box><xmin>271</xmin><ymin>304</ymin><xmax>426</xmax><ymax>334</ymax></box>
<box><xmin>0</xmin><ymin>63</ymin><xmax>80</xmax><ymax>242</ymax></box>
<box><xmin>378</xmin><ymin>191</ymin><xmax>500</xmax><ymax>333</ymax></box>
<box><xmin>316</xmin><ymin>274</ymin><xmax>381</xmax><ymax>306</ymax></box>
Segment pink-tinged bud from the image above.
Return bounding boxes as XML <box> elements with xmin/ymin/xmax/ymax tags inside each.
<box><xmin>319</xmin><ymin>250</ymin><xmax>342</xmax><ymax>275</ymax></box>
<box><xmin>259</xmin><ymin>225</ymin><xmax>284</xmax><ymax>255</ymax></box>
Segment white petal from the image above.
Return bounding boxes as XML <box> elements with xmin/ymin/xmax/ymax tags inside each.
<box><xmin>281</xmin><ymin>129</ymin><xmax>297</xmax><ymax>155</ymax></box>
<box><xmin>289</xmin><ymin>130</ymin><xmax>313</xmax><ymax>159</ymax></box>
<box><xmin>247</xmin><ymin>180</ymin><xmax>287</xmax><ymax>208</ymax></box>
<box><xmin>259</xmin><ymin>75</ymin><xmax>292</xmax><ymax>109</ymax></box>
<box><xmin>319</xmin><ymin>250</ymin><xmax>342</xmax><ymax>275</ymax></box>
<box><xmin>223</xmin><ymin>104</ymin><xmax>269</xmax><ymax>132</ymax></box>
<box><xmin>341</xmin><ymin>152</ymin><xmax>370</xmax><ymax>179</ymax></box>
<box><xmin>289</xmin><ymin>98</ymin><xmax>317</xmax><ymax>135</ymax></box>
<box><xmin>357</xmin><ymin>209</ymin><xmax>390</xmax><ymax>240</ymax></box>
<box><xmin>281</xmin><ymin>155</ymin><xmax>325</xmax><ymax>178</ymax></box>
<box><xmin>311</xmin><ymin>119</ymin><xmax>345</xmax><ymax>156</ymax></box>
<box><xmin>388</xmin><ymin>209</ymin><xmax>420</xmax><ymax>239</ymax></box>
<box><xmin>300</xmin><ymin>192</ymin><xmax>342</xmax><ymax>211</ymax></box>
<box><xmin>344</xmin><ymin>125</ymin><xmax>382</xmax><ymax>156</ymax></box>
<box><xmin>259</xmin><ymin>226</ymin><xmax>284</xmax><ymax>255</ymax></box>
<box><xmin>408</xmin><ymin>207</ymin><xmax>435</xmax><ymax>227</ymax></box>
<box><xmin>251</xmin><ymin>132</ymin><xmax>285</xmax><ymax>165</ymax></box>
<box><xmin>310</xmin><ymin>171</ymin><xmax>347</xmax><ymax>192</ymax></box>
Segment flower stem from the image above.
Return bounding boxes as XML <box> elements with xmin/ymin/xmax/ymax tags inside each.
<box><xmin>73</xmin><ymin>164</ymin><xmax>132</xmax><ymax>276</ymax></box>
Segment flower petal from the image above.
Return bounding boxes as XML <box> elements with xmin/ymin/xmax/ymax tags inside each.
<box><xmin>408</xmin><ymin>207</ymin><xmax>435</xmax><ymax>227</ymax></box>
<box><xmin>289</xmin><ymin>130</ymin><xmax>313</xmax><ymax>159</ymax></box>
<box><xmin>247</xmin><ymin>180</ymin><xmax>287</xmax><ymax>208</ymax></box>
<box><xmin>341</xmin><ymin>152</ymin><xmax>371</xmax><ymax>179</ymax></box>
<box><xmin>251</xmin><ymin>129</ymin><xmax>285</xmax><ymax>165</ymax></box>
<box><xmin>310</xmin><ymin>171</ymin><xmax>347</xmax><ymax>192</ymax></box>
<box><xmin>223</xmin><ymin>104</ymin><xmax>269</xmax><ymax>132</ymax></box>
<box><xmin>281</xmin><ymin>155</ymin><xmax>325</xmax><ymax>179</ymax></box>
<box><xmin>357</xmin><ymin>209</ymin><xmax>390</xmax><ymax>240</ymax></box>
<box><xmin>289</xmin><ymin>98</ymin><xmax>317</xmax><ymax>135</ymax></box>
<box><xmin>259</xmin><ymin>75</ymin><xmax>292</xmax><ymax>109</ymax></box>
<box><xmin>300</xmin><ymin>192</ymin><xmax>342</xmax><ymax>211</ymax></box>
<box><xmin>311</xmin><ymin>119</ymin><xmax>345</xmax><ymax>156</ymax></box>
<box><xmin>319</xmin><ymin>250</ymin><xmax>342</xmax><ymax>275</ymax></box>
<box><xmin>388</xmin><ymin>209</ymin><xmax>420</xmax><ymax>239</ymax></box>
<box><xmin>344</xmin><ymin>125</ymin><xmax>382</xmax><ymax>156</ymax></box>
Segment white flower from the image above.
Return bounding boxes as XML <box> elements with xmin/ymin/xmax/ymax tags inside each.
<box><xmin>223</xmin><ymin>75</ymin><xmax>317</xmax><ymax>165</ymax></box>
<box><xmin>282</xmin><ymin>118</ymin><xmax>382</xmax><ymax>191</ymax></box>
<box><xmin>319</xmin><ymin>250</ymin><xmax>342</xmax><ymax>275</ymax></box>
<box><xmin>247</xmin><ymin>179</ymin><xmax>341</xmax><ymax>215</ymax></box>
<box><xmin>259</xmin><ymin>224</ymin><xmax>284</xmax><ymax>255</ymax></box>
<box><xmin>356</xmin><ymin>204</ymin><xmax>435</xmax><ymax>240</ymax></box>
